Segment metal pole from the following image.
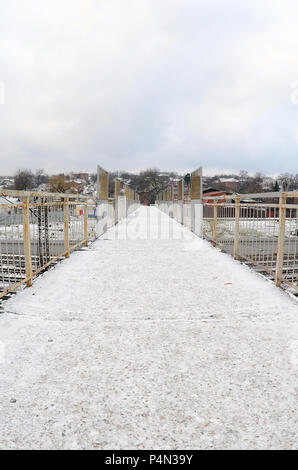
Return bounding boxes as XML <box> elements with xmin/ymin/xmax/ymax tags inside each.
<box><xmin>234</xmin><ymin>196</ymin><xmax>240</xmax><ymax>259</ymax></box>
<box><xmin>64</xmin><ymin>197</ymin><xmax>70</xmax><ymax>258</ymax></box>
<box><xmin>23</xmin><ymin>196</ymin><xmax>33</xmax><ymax>287</ymax></box>
<box><xmin>84</xmin><ymin>201</ymin><xmax>88</xmax><ymax>247</ymax></box>
<box><xmin>275</xmin><ymin>193</ymin><xmax>287</xmax><ymax>287</ymax></box>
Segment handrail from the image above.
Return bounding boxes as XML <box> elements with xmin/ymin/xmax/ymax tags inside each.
<box><xmin>0</xmin><ymin>189</ymin><xmax>91</xmax><ymax>200</ymax></box>
<box><xmin>204</xmin><ymin>191</ymin><xmax>298</xmax><ymax>200</ymax></box>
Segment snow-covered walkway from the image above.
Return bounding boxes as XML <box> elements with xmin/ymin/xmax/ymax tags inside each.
<box><xmin>0</xmin><ymin>206</ymin><xmax>298</xmax><ymax>449</ymax></box>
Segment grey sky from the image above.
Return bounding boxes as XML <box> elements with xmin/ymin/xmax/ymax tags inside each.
<box><xmin>0</xmin><ymin>0</ymin><xmax>298</xmax><ymax>176</ymax></box>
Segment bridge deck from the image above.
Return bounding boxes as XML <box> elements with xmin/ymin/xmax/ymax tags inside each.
<box><xmin>0</xmin><ymin>206</ymin><xmax>298</xmax><ymax>449</ymax></box>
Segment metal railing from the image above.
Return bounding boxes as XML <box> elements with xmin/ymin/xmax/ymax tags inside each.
<box><xmin>156</xmin><ymin>188</ymin><xmax>298</xmax><ymax>291</ymax></box>
<box><xmin>0</xmin><ymin>189</ymin><xmax>97</xmax><ymax>299</ymax></box>
<box><xmin>203</xmin><ymin>192</ymin><xmax>298</xmax><ymax>291</ymax></box>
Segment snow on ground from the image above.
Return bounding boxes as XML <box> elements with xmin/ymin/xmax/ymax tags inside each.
<box><xmin>0</xmin><ymin>206</ymin><xmax>298</xmax><ymax>450</ymax></box>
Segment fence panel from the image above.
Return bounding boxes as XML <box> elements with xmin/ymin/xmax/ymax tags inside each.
<box><xmin>0</xmin><ymin>191</ymin><xmax>97</xmax><ymax>300</ymax></box>
<box><xmin>203</xmin><ymin>193</ymin><xmax>298</xmax><ymax>291</ymax></box>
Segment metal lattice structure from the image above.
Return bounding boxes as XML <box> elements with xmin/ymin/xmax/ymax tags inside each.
<box><xmin>156</xmin><ymin>180</ymin><xmax>298</xmax><ymax>292</ymax></box>
<box><xmin>203</xmin><ymin>192</ymin><xmax>298</xmax><ymax>291</ymax></box>
<box><xmin>0</xmin><ymin>190</ymin><xmax>97</xmax><ymax>299</ymax></box>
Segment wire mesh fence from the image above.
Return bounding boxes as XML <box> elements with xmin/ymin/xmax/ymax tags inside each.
<box><xmin>0</xmin><ymin>190</ymin><xmax>97</xmax><ymax>300</ymax></box>
<box><xmin>203</xmin><ymin>193</ymin><xmax>298</xmax><ymax>291</ymax></box>
<box><xmin>156</xmin><ymin>185</ymin><xmax>297</xmax><ymax>292</ymax></box>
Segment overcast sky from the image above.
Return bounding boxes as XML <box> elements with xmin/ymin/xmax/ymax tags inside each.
<box><xmin>0</xmin><ymin>0</ymin><xmax>298</xmax><ymax>176</ymax></box>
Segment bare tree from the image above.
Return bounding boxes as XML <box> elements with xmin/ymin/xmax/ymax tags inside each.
<box><xmin>35</xmin><ymin>169</ymin><xmax>48</xmax><ymax>187</ymax></box>
<box><xmin>14</xmin><ymin>169</ymin><xmax>35</xmax><ymax>190</ymax></box>
<box><xmin>278</xmin><ymin>173</ymin><xmax>297</xmax><ymax>191</ymax></box>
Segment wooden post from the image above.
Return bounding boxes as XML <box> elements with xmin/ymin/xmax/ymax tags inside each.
<box><xmin>64</xmin><ymin>198</ymin><xmax>70</xmax><ymax>258</ymax></box>
<box><xmin>84</xmin><ymin>201</ymin><xmax>88</xmax><ymax>247</ymax></box>
<box><xmin>234</xmin><ymin>196</ymin><xmax>240</xmax><ymax>260</ymax></box>
<box><xmin>213</xmin><ymin>203</ymin><xmax>218</xmax><ymax>247</ymax></box>
<box><xmin>23</xmin><ymin>197</ymin><xmax>33</xmax><ymax>287</ymax></box>
<box><xmin>275</xmin><ymin>193</ymin><xmax>287</xmax><ymax>287</ymax></box>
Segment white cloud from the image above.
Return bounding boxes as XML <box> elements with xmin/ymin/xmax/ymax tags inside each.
<box><xmin>0</xmin><ymin>0</ymin><xmax>298</xmax><ymax>175</ymax></box>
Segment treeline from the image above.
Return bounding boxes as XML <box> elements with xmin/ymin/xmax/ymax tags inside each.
<box><xmin>5</xmin><ymin>168</ymin><xmax>176</xmax><ymax>201</ymax></box>
<box><xmin>110</xmin><ymin>168</ymin><xmax>179</xmax><ymax>204</ymax></box>
<box><xmin>3</xmin><ymin>168</ymin><xmax>298</xmax><ymax>199</ymax></box>
<box><xmin>205</xmin><ymin>170</ymin><xmax>298</xmax><ymax>193</ymax></box>
<box><xmin>13</xmin><ymin>169</ymin><xmax>49</xmax><ymax>190</ymax></box>
<box><xmin>6</xmin><ymin>169</ymin><xmax>96</xmax><ymax>193</ymax></box>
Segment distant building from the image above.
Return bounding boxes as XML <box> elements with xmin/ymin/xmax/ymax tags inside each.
<box><xmin>71</xmin><ymin>173</ymin><xmax>89</xmax><ymax>182</ymax></box>
<box><xmin>67</xmin><ymin>179</ymin><xmax>85</xmax><ymax>193</ymax></box>
<box><xmin>217</xmin><ymin>178</ymin><xmax>240</xmax><ymax>192</ymax></box>
<box><xmin>0</xmin><ymin>177</ymin><xmax>14</xmax><ymax>189</ymax></box>
<box><xmin>203</xmin><ymin>188</ymin><xmax>232</xmax><ymax>203</ymax></box>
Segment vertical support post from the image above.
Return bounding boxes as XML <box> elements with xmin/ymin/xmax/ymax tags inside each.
<box><xmin>191</xmin><ymin>167</ymin><xmax>203</xmax><ymax>237</ymax></box>
<box><xmin>23</xmin><ymin>196</ymin><xmax>33</xmax><ymax>287</ymax></box>
<box><xmin>275</xmin><ymin>193</ymin><xmax>287</xmax><ymax>287</ymax></box>
<box><xmin>84</xmin><ymin>201</ymin><xmax>88</xmax><ymax>247</ymax></box>
<box><xmin>64</xmin><ymin>197</ymin><xmax>70</xmax><ymax>258</ymax></box>
<box><xmin>96</xmin><ymin>165</ymin><xmax>109</xmax><ymax>236</ymax></box>
<box><xmin>234</xmin><ymin>196</ymin><xmax>240</xmax><ymax>259</ymax></box>
<box><xmin>213</xmin><ymin>202</ymin><xmax>218</xmax><ymax>247</ymax></box>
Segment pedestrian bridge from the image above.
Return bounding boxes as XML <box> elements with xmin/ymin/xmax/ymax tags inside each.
<box><xmin>0</xmin><ymin>205</ymin><xmax>298</xmax><ymax>449</ymax></box>
<box><xmin>1</xmin><ymin>166</ymin><xmax>297</xmax><ymax>299</ymax></box>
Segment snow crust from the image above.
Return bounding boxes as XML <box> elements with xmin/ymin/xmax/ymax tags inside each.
<box><xmin>0</xmin><ymin>206</ymin><xmax>297</xmax><ymax>449</ymax></box>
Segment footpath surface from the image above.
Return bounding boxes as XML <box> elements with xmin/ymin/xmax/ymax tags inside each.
<box><xmin>0</xmin><ymin>206</ymin><xmax>297</xmax><ymax>449</ymax></box>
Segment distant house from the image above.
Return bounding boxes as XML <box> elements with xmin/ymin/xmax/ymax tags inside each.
<box><xmin>217</xmin><ymin>178</ymin><xmax>240</xmax><ymax>192</ymax></box>
<box><xmin>203</xmin><ymin>188</ymin><xmax>232</xmax><ymax>218</ymax></box>
<box><xmin>203</xmin><ymin>190</ymin><xmax>268</xmax><ymax>218</ymax></box>
<box><xmin>67</xmin><ymin>179</ymin><xmax>85</xmax><ymax>193</ymax></box>
<box><xmin>203</xmin><ymin>188</ymin><xmax>232</xmax><ymax>203</ymax></box>
<box><xmin>71</xmin><ymin>173</ymin><xmax>89</xmax><ymax>183</ymax></box>
<box><xmin>0</xmin><ymin>178</ymin><xmax>14</xmax><ymax>189</ymax></box>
